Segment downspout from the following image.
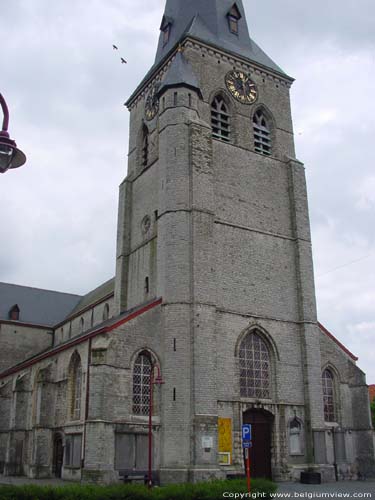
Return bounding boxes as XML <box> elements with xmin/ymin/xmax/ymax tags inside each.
<box><xmin>82</xmin><ymin>338</ymin><xmax>92</xmax><ymax>469</ymax></box>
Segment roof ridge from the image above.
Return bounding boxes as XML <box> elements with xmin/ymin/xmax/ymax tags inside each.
<box><xmin>0</xmin><ymin>281</ymin><xmax>82</xmax><ymax>298</ymax></box>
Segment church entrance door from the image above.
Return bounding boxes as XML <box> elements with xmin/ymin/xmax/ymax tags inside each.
<box><xmin>52</xmin><ymin>434</ymin><xmax>63</xmax><ymax>478</ymax></box>
<box><xmin>243</xmin><ymin>409</ymin><xmax>273</xmax><ymax>479</ymax></box>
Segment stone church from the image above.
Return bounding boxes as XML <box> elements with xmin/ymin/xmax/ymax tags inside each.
<box><xmin>0</xmin><ymin>0</ymin><xmax>374</xmax><ymax>485</ymax></box>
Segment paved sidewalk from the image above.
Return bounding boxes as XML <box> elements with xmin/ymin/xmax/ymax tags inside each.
<box><xmin>277</xmin><ymin>481</ymin><xmax>375</xmax><ymax>498</ymax></box>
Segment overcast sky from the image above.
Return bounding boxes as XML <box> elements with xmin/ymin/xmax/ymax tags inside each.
<box><xmin>1</xmin><ymin>0</ymin><xmax>374</xmax><ymax>382</ymax></box>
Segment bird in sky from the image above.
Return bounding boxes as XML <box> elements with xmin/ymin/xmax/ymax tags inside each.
<box><xmin>121</xmin><ymin>57</ymin><xmax>127</xmax><ymax>64</ymax></box>
<box><xmin>113</xmin><ymin>44</ymin><xmax>118</xmax><ymax>50</ymax></box>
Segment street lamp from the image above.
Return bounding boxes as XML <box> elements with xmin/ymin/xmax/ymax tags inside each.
<box><xmin>148</xmin><ymin>363</ymin><xmax>164</xmax><ymax>488</ymax></box>
<box><xmin>0</xmin><ymin>93</ymin><xmax>26</xmax><ymax>174</ymax></box>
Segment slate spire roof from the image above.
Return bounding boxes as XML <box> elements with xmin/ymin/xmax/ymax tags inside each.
<box><xmin>155</xmin><ymin>0</ymin><xmax>285</xmax><ymax>75</ymax></box>
<box><xmin>158</xmin><ymin>50</ymin><xmax>201</xmax><ymax>97</ymax></box>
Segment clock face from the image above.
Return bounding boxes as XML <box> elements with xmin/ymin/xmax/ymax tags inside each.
<box><xmin>225</xmin><ymin>70</ymin><xmax>258</xmax><ymax>104</ymax></box>
<box><xmin>145</xmin><ymin>83</ymin><xmax>160</xmax><ymax>121</ymax></box>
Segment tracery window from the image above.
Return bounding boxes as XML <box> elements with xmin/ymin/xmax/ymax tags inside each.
<box><xmin>133</xmin><ymin>353</ymin><xmax>152</xmax><ymax>415</ymax></box>
<box><xmin>70</xmin><ymin>353</ymin><xmax>82</xmax><ymax>421</ymax></box>
<box><xmin>253</xmin><ymin>109</ymin><xmax>271</xmax><ymax>156</ymax></box>
<box><xmin>322</xmin><ymin>368</ymin><xmax>336</xmax><ymax>422</ymax></box>
<box><xmin>239</xmin><ymin>332</ymin><xmax>270</xmax><ymax>399</ymax></box>
<box><xmin>211</xmin><ymin>96</ymin><xmax>230</xmax><ymax>143</ymax></box>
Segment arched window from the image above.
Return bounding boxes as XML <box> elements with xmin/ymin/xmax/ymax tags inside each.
<box><xmin>211</xmin><ymin>96</ymin><xmax>230</xmax><ymax>142</ymax></box>
<box><xmin>141</xmin><ymin>125</ymin><xmax>149</xmax><ymax>167</ymax></box>
<box><xmin>322</xmin><ymin>368</ymin><xmax>336</xmax><ymax>422</ymax></box>
<box><xmin>133</xmin><ymin>352</ymin><xmax>152</xmax><ymax>415</ymax></box>
<box><xmin>239</xmin><ymin>332</ymin><xmax>270</xmax><ymax>399</ymax></box>
<box><xmin>253</xmin><ymin>109</ymin><xmax>271</xmax><ymax>156</ymax></box>
<box><xmin>103</xmin><ymin>303</ymin><xmax>109</xmax><ymax>322</ymax></box>
<box><xmin>70</xmin><ymin>353</ymin><xmax>82</xmax><ymax>421</ymax></box>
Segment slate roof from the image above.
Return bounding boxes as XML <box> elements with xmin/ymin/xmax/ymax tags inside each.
<box><xmin>67</xmin><ymin>278</ymin><xmax>115</xmax><ymax>318</ymax></box>
<box><xmin>154</xmin><ymin>1</ymin><xmax>285</xmax><ymax>75</ymax></box>
<box><xmin>158</xmin><ymin>51</ymin><xmax>201</xmax><ymax>96</ymax></box>
<box><xmin>0</xmin><ymin>282</ymin><xmax>82</xmax><ymax>327</ymax></box>
<box><xmin>127</xmin><ymin>0</ymin><xmax>289</xmax><ymax>106</ymax></box>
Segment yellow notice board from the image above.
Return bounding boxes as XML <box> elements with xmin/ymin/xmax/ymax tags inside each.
<box><xmin>218</xmin><ymin>418</ymin><xmax>232</xmax><ymax>465</ymax></box>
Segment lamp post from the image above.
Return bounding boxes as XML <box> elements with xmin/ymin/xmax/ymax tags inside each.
<box><xmin>148</xmin><ymin>364</ymin><xmax>164</xmax><ymax>488</ymax></box>
<box><xmin>0</xmin><ymin>93</ymin><xmax>26</xmax><ymax>174</ymax></box>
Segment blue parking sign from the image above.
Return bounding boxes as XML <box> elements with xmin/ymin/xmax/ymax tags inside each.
<box><xmin>242</xmin><ymin>424</ymin><xmax>252</xmax><ymax>441</ymax></box>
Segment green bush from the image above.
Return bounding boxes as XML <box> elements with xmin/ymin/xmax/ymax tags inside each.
<box><xmin>0</xmin><ymin>478</ymin><xmax>277</xmax><ymax>500</ymax></box>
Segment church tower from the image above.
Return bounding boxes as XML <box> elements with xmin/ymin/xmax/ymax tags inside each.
<box><xmin>114</xmin><ymin>0</ymin><xmax>328</xmax><ymax>483</ymax></box>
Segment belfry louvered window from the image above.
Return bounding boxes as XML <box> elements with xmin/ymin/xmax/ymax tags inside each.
<box><xmin>322</xmin><ymin>369</ymin><xmax>336</xmax><ymax>422</ymax></box>
<box><xmin>253</xmin><ymin>109</ymin><xmax>271</xmax><ymax>156</ymax></box>
<box><xmin>211</xmin><ymin>96</ymin><xmax>230</xmax><ymax>142</ymax></box>
<box><xmin>133</xmin><ymin>353</ymin><xmax>152</xmax><ymax>415</ymax></box>
<box><xmin>239</xmin><ymin>332</ymin><xmax>270</xmax><ymax>399</ymax></box>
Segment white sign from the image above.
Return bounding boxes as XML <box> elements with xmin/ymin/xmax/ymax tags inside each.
<box><xmin>202</xmin><ymin>436</ymin><xmax>213</xmax><ymax>449</ymax></box>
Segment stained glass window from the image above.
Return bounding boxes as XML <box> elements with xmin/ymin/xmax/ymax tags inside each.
<box><xmin>322</xmin><ymin>369</ymin><xmax>336</xmax><ymax>422</ymax></box>
<box><xmin>133</xmin><ymin>353</ymin><xmax>152</xmax><ymax>415</ymax></box>
<box><xmin>239</xmin><ymin>332</ymin><xmax>270</xmax><ymax>399</ymax></box>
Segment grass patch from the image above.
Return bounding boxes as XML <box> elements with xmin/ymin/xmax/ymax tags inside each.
<box><xmin>0</xmin><ymin>478</ymin><xmax>277</xmax><ymax>500</ymax></box>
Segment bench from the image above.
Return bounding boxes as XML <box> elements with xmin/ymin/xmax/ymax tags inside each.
<box><xmin>119</xmin><ymin>470</ymin><xmax>159</xmax><ymax>485</ymax></box>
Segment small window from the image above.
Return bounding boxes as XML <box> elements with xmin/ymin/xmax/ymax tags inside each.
<box><xmin>144</xmin><ymin>277</ymin><xmax>150</xmax><ymax>295</ymax></box>
<box><xmin>141</xmin><ymin>125</ymin><xmax>149</xmax><ymax>167</ymax></box>
<box><xmin>103</xmin><ymin>303</ymin><xmax>110</xmax><ymax>322</ymax></box>
<box><xmin>322</xmin><ymin>369</ymin><xmax>336</xmax><ymax>422</ymax></box>
<box><xmin>9</xmin><ymin>304</ymin><xmax>20</xmax><ymax>321</ymax></box>
<box><xmin>227</xmin><ymin>4</ymin><xmax>241</xmax><ymax>35</ymax></box>
<box><xmin>228</xmin><ymin>16</ymin><xmax>238</xmax><ymax>34</ymax></box>
<box><xmin>211</xmin><ymin>96</ymin><xmax>230</xmax><ymax>142</ymax></box>
<box><xmin>80</xmin><ymin>317</ymin><xmax>84</xmax><ymax>333</ymax></box>
<box><xmin>163</xmin><ymin>24</ymin><xmax>171</xmax><ymax>46</ymax></box>
<box><xmin>253</xmin><ymin>109</ymin><xmax>271</xmax><ymax>156</ymax></box>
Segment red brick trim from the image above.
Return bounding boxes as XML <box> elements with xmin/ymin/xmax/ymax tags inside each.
<box><xmin>318</xmin><ymin>322</ymin><xmax>358</xmax><ymax>361</ymax></box>
<box><xmin>0</xmin><ymin>298</ymin><xmax>162</xmax><ymax>380</ymax></box>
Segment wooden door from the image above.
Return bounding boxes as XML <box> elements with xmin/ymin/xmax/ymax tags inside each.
<box><xmin>243</xmin><ymin>409</ymin><xmax>273</xmax><ymax>479</ymax></box>
<box><xmin>53</xmin><ymin>435</ymin><xmax>63</xmax><ymax>478</ymax></box>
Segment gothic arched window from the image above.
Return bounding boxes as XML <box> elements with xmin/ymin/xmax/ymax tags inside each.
<box><xmin>133</xmin><ymin>352</ymin><xmax>152</xmax><ymax>415</ymax></box>
<box><xmin>211</xmin><ymin>96</ymin><xmax>230</xmax><ymax>142</ymax></box>
<box><xmin>239</xmin><ymin>332</ymin><xmax>271</xmax><ymax>398</ymax></box>
<box><xmin>253</xmin><ymin>109</ymin><xmax>271</xmax><ymax>156</ymax></box>
<box><xmin>70</xmin><ymin>352</ymin><xmax>82</xmax><ymax>421</ymax></box>
<box><xmin>322</xmin><ymin>368</ymin><xmax>336</xmax><ymax>422</ymax></box>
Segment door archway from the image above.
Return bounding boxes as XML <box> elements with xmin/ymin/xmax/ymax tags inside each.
<box><xmin>243</xmin><ymin>409</ymin><xmax>273</xmax><ymax>479</ymax></box>
<box><xmin>52</xmin><ymin>434</ymin><xmax>64</xmax><ymax>478</ymax></box>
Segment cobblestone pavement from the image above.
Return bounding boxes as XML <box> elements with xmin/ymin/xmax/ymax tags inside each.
<box><xmin>277</xmin><ymin>481</ymin><xmax>375</xmax><ymax>498</ymax></box>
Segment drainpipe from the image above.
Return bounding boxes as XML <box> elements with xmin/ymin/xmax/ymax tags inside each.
<box><xmin>332</xmin><ymin>426</ymin><xmax>338</xmax><ymax>481</ymax></box>
<box><xmin>82</xmin><ymin>338</ymin><xmax>92</xmax><ymax>468</ymax></box>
